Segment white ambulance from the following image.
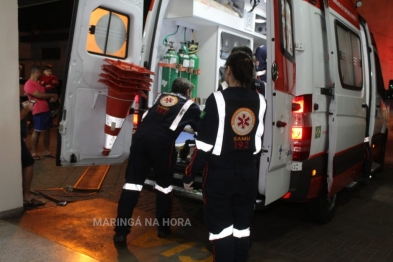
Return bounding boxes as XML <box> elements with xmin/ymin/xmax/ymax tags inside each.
<box><xmin>57</xmin><ymin>0</ymin><xmax>391</xmax><ymax>222</ymax></box>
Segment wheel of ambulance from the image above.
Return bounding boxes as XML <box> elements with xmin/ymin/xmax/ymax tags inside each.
<box><xmin>376</xmin><ymin>129</ymin><xmax>388</xmax><ymax>173</ymax></box>
<box><xmin>307</xmin><ymin>193</ymin><xmax>337</xmax><ymax>224</ymax></box>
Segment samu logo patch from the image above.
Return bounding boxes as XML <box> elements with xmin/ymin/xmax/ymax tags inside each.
<box><xmin>231</xmin><ymin>108</ymin><xmax>255</xmax><ymax>136</ymax></box>
<box><xmin>160</xmin><ymin>95</ymin><xmax>178</xmax><ymax>107</ymax></box>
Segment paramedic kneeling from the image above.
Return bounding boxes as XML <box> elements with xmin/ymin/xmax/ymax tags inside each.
<box><xmin>114</xmin><ymin>78</ymin><xmax>201</xmax><ymax>243</ymax></box>
<box><xmin>183</xmin><ymin>51</ymin><xmax>266</xmax><ymax>261</ymax></box>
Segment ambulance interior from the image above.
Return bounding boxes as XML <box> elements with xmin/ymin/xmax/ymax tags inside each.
<box><xmin>146</xmin><ymin>0</ymin><xmax>268</xmax><ymax>180</ymax></box>
<box><xmin>58</xmin><ymin>0</ymin><xmax>268</xmax><ymax>179</ymax></box>
<box><xmin>149</xmin><ymin>0</ymin><xmax>267</xmax><ymax>105</ymax></box>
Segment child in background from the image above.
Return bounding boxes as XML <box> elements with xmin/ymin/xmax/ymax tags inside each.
<box><xmin>39</xmin><ymin>64</ymin><xmax>59</xmax><ymax>117</ymax></box>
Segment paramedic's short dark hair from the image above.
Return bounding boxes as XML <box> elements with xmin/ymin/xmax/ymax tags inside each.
<box><xmin>231</xmin><ymin>46</ymin><xmax>253</xmax><ymax>58</ymax></box>
<box><xmin>30</xmin><ymin>65</ymin><xmax>42</xmax><ymax>74</ymax></box>
<box><xmin>171</xmin><ymin>78</ymin><xmax>194</xmax><ymax>95</ymax></box>
<box><xmin>42</xmin><ymin>64</ymin><xmax>52</xmax><ymax>71</ymax></box>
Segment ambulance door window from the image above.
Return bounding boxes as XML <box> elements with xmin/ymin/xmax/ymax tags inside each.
<box><xmin>279</xmin><ymin>0</ymin><xmax>294</xmax><ymax>60</ymax></box>
<box><xmin>335</xmin><ymin>22</ymin><xmax>362</xmax><ymax>90</ymax></box>
<box><xmin>373</xmin><ymin>53</ymin><xmax>385</xmax><ymax>98</ymax></box>
<box><xmin>86</xmin><ymin>7</ymin><xmax>129</xmax><ymax>59</ymax></box>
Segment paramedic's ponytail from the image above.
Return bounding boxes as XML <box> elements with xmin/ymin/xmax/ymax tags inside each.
<box><xmin>226</xmin><ymin>51</ymin><xmax>254</xmax><ymax>88</ymax></box>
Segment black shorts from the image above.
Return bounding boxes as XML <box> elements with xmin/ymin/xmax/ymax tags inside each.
<box><xmin>21</xmin><ymin>138</ymin><xmax>34</xmax><ymax>168</ymax></box>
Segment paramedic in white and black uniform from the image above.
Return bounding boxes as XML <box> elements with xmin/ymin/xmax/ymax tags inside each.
<box><xmin>114</xmin><ymin>78</ymin><xmax>200</xmax><ymax>243</ymax></box>
<box><xmin>217</xmin><ymin>46</ymin><xmax>265</xmax><ymax>96</ymax></box>
<box><xmin>183</xmin><ymin>51</ymin><xmax>266</xmax><ymax>261</ymax></box>
<box><xmin>255</xmin><ymin>45</ymin><xmax>267</xmax><ymax>82</ymax></box>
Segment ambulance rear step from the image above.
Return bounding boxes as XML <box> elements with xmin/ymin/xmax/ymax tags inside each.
<box><xmin>347</xmin><ymin>162</ymin><xmax>382</xmax><ymax>189</ymax></box>
<box><xmin>144</xmin><ymin>177</ymin><xmax>203</xmax><ymax>202</ymax></box>
<box><xmin>144</xmin><ymin>174</ymin><xmax>266</xmax><ymax>209</ymax></box>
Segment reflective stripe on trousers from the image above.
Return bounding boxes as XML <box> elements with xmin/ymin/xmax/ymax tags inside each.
<box><xmin>123</xmin><ymin>183</ymin><xmax>143</xmax><ymax>191</ymax></box>
<box><xmin>233</xmin><ymin>227</ymin><xmax>250</xmax><ymax>238</ymax></box>
<box><xmin>209</xmin><ymin>225</ymin><xmax>233</xmax><ymax>240</ymax></box>
<box><xmin>155</xmin><ymin>184</ymin><xmax>173</xmax><ymax>194</ymax></box>
<box><xmin>209</xmin><ymin>225</ymin><xmax>250</xmax><ymax>240</ymax></box>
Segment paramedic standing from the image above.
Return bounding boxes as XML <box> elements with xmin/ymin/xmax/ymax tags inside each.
<box><xmin>255</xmin><ymin>45</ymin><xmax>267</xmax><ymax>82</ymax></box>
<box><xmin>183</xmin><ymin>51</ymin><xmax>266</xmax><ymax>261</ymax></box>
<box><xmin>114</xmin><ymin>78</ymin><xmax>201</xmax><ymax>243</ymax></box>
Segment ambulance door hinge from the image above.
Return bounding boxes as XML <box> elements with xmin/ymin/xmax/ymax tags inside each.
<box><xmin>321</xmin><ymin>84</ymin><xmax>334</xmax><ymax>96</ymax></box>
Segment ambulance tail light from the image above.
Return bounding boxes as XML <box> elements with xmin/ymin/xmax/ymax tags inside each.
<box><xmin>282</xmin><ymin>192</ymin><xmax>292</xmax><ymax>199</ymax></box>
<box><xmin>132</xmin><ymin>95</ymin><xmax>140</xmax><ymax>131</ymax></box>
<box><xmin>133</xmin><ymin>114</ymin><xmax>139</xmax><ymax>127</ymax></box>
<box><xmin>291</xmin><ymin>95</ymin><xmax>312</xmax><ymax>161</ymax></box>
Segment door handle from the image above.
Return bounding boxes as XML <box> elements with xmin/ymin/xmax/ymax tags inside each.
<box><xmin>276</xmin><ymin>121</ymin><xmax>287</xmax><ymax>128</ymax></box>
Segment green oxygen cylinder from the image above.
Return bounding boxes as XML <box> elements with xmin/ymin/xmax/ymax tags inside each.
<box><xmin>178</xmin><ymin>43</ymin><xmax>190</xmax><ymax>79</ymax></box>
<box><xmin>188</xmin><ymin>41</ymin><xmax>199</xmax><ymax>98</ymax></box>
<box><xmin>161</xmin><ymin>42</ymin><xmax>179</xmax><ymax>93</ymax></box>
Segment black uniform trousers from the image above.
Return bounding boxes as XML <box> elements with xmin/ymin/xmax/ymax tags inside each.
<box><xmin>115</xmin><ymin>131</ymin><xmax>177</xmax><ymax>235</ymax></box>
<box><xmin>203</xmin><ymin>156</ymin><xmax>258</xmax><ymax>262</ymax></box>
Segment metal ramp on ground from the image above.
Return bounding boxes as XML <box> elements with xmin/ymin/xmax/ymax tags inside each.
<box><xmin>73</xmin><ymin>165</ymin><xmax>111</xmax><ymax>191</ymax></box>
<box><xmin>34</xmin><ymin>165</ymin><xmax>110</xmax><ymax>204</ymax></box>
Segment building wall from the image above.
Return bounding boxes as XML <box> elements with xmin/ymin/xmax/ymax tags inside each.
<box><xmin>19</xmin><ymin>41</ymin><xmax>69</xmax><ymax>80</ymax></box>
<box><xmin>19</xmin><ymin>40</ymin><xmax>68</xmax><ymax>98</ymax></box>
<box><xmin>0</xmin><ymin>0</ymin><xmax>24</xmax><ymax>217</ymax></box>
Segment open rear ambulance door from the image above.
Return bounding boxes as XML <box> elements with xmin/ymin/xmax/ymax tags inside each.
<box><xmin>56</xmin><ymin>0</ymin><xmax>144</xmax><ymax>166</ymax></box>
<box><xmin>323</xmin><ymin>0</ymin><xmax>367</xmax><ymax>195</ymax></box>
<box><xmin>259</xmin><ymin>0</ymin><xmax>294</xmax><ymax>205</ymax></box>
